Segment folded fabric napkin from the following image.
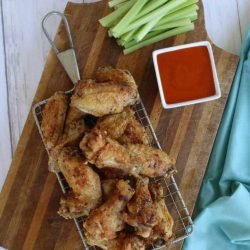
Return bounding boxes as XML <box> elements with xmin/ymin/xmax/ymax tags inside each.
<box><xmin>182</xmin><ymin>28</ymin><xmax>250</xmax><ymax>250</ymax></box>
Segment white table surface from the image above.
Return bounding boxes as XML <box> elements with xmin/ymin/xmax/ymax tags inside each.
<box><xmin>0</xmin><ymin>0</ymin><xmax>250</xmax><ymax>191</ymax></box>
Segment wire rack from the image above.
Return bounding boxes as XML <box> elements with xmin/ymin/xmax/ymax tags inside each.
<box><xmin>32</xmin><ymin>89</ymin><xmax>194</xmax><ymax>250</ymax></box>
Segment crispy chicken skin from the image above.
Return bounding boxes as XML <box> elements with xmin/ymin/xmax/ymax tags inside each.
<box><xmin>149</xmin><ymin>183</ymin><xmax>174</xmax><ymax>243</ymax></box>
<box><xmin>83</xmin><ymin>180</ymin><xmax>135</xmax><ymax>248</ymax></box>
<box><xmin>57</xmin><ymin>147</ymin><xmax>102</xmax><ymax>219</ymax></box>
<box><xmin>79</xmin><ymin>129</ymin><xmax>132</xmax><ymax>173</ymax></box>
<box><xmin>80</xmin><ymin>129</ymin><xmax>176</xmax><ymax>178</ymax></box>
<box><xmin>97</xmin><ymin>107</ymin><xmax>149</xmax><ymax>145</ymax></box>
<box><xmin>41</xmin><ymin>91</ymin><xmax>68</xmax><ymax>149</ymax></box>
<box><xmin>107</xmin><ymin>233</ymin><xmax>145</xmax><ymax>250</ymax></box>
<box><xmin>124</xmin><ymin>178</ymin><xmax>157</xmax><ymax>238</ymax></box>
<box><xmin>128</xmin><ymin>144</ymin><xmax>176</xmax><ymax>177</ymax></box>
<box><xmin>64</xmin><ymin>106</ymin><xmax>86</xmax><ymax>131</ymax></box>
<box><xmin>95</xmin><ymin>66</ymin><xmax>138</xmax><ymax>99</ymax></box>
<box><xmin>71</xmin><ymin>67</ymin><xmax>139</xmax><ymax>117</ymax></box>
<box><xmin>48</xmin><ymin>119</ymin><xmax>86</xmax><ymax>172</ymax></box>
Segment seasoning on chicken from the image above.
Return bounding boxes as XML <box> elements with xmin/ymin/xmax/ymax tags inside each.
<box><xmin>71</xmin><ymin>67</ymin><xmax>139</xmax><ymax>117</ymax></box>
<box><xmin>41</xmin><ymin>91</ymin><xmax>68</xmax><ymax>149</ymax></box>
<box><xmin>97</xmin><ymin>107</ymin><xmax>149</xmax><ymax>145</ymax></box>
<box><xmin>80</xmin><ymin>129</ymin><xmax>176</xmax><ymax>178</ymax></box>
<box><xmin>57</xmin><ymin>147</ymin><xmax>102</xmax><ymax>219</ymax></box>
<box><xmin>83</xmin><ymin>180</ymin><xmax>134</xmax><ymax>249</ymax></box>
<box><xmin>124</xmin><ymin>178</ymin><xmax>157</xmax><ymax>238</ymax></box>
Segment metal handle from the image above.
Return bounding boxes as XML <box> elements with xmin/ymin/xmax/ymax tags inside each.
<box><xmin>42</xmin><ymin>11</ymin><xmax>80</xmax><ymax>84</ymax></box>
<box><xmin>42</xmin><ymin>11</ymin><xmax>74</xmax><ymax>54</ymax></box>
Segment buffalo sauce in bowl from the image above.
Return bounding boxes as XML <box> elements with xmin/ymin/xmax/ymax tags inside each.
<box><xmin>153</xmin><ymin>42</ymin><xmax>221</xmax><ymax>109</ymax></box>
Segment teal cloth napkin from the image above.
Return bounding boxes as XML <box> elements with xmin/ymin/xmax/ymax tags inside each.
<box><xmin>182</xmin><ymin>29</ymin><xmax>250</xmax><ymax>250</ymax></box>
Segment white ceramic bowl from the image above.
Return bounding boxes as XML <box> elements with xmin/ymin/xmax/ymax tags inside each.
<box><xmin>152</xmin><ymin>41</ymin><xmax>221</xmax><ymax>109</ymax></box>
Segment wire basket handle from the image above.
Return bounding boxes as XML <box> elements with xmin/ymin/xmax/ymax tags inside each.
<box><xmin>42</xmin><ymin>11</ymin><xmax>80</xmax><ymax>84</ymax></box>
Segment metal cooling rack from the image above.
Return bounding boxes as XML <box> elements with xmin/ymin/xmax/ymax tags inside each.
<box><xmin>33</xmin><ymin>11</ymin><xmax>193</xmax><ymax>250</ymax></box>
<box><xmin>33</xmin><ymin>93</ymin><xmax>194</xmax><ymax>250</ymax></box>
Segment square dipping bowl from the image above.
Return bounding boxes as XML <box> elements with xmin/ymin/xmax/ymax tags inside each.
<box><xmin>152</xmin><ymin>41</ymin><xmax>221</xmax><ymax>109</ymax></box>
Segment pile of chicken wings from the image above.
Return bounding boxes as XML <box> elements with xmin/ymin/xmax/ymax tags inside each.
<box><xmin>40</xmin><ymin>67</ymin><xmax>176</xmax><ymax>250</ymax></box>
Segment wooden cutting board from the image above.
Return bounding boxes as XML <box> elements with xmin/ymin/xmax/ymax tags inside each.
<box><xmin>0</xmin><ymin>1</ymin><xmax>238</xmax><ymax>250</ymax></box>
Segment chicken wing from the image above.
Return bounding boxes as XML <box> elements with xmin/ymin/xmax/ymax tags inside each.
<box><xmin>57</xmin><ymin>147</ymin><xmax>102</xmax><ymax>219</ymax></box>
<box><xmin>128</xmin><ymin>144</ymin><xmax>176</xmax><ymax>178</ymax></box>
<box><xmin>97</xmin><ymin>107</ymin><xmax>149</xmax><ymax>145</ymax></box>
<box><xmin>79</xmin><ymin>129</ymin><xmax>132</xmax><ymax>173</ymax></box>
<box><xmin>124</xmin><ymin>178</ymin><xmax>157</xmax><ymax>238</ymax></box>
<box><xmin>41</xmin><ymin>91</ymin><xmax>68</xmax><ymax>149</ymax></box>
<box><xmin>107</xmin><ymin>233</ymin><xmax>145</xmax><ymax>250</ymax></box>
<box><xmin>149</xmin><ymin>183</ymin><xmax>174</xmax><ymax>243</ymax></box>
<box><xmin>64</xmin><ymin>106</ymin><xmax>86</xmax><ymax>131</ymax></box>
<box><xmin>80</xmin><ymin>129</ymin><xmax>176</xmax><ymax>178</ymax></box>
<box><xmin>95</xmin><ymin>66</ymin><xmax>138</xmax><ymax>99</ymax></box>
<box><xmin>71</xmin><ymin>67</ymin><xmax>139</xmax><ymax>117</ymax></box>
<box><xmin>83</xmin><ymin>180</ymin><xmax>134</xmax><ymax>248</ymax></box>
<box><xmin>48</xmin><ymin>119</ymin><xmax>86</xmax><ymax>172</ymax></box>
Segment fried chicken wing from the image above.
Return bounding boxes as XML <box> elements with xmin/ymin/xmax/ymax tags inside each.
<box><xmin>41</xmin><ymin>91</ymin><xmax>68</xmax><ymax>149</ymax></box>
<box><xmin>95</xmin><ymin>66</ymin><xmax>139</xmax><ymax>99</ymax></box>
<box><xmin>57</xmin><ymin>147</ymin><xmax>102</xmax><ymax>219</ymax></box>
<box><xmin>71</xmin><ymin>67</ymin><xmax>139</xmax><ymax>117</ymax></box>
<box><xmin>79</xmin><ymin>129</ymin><xmax>131</xmax><ymax>173</ymax></box>
<box><xmin>97</xmin><ymin>107</ymin><xmax>149</xmax><ymax>145</ymax></box>
<box><xmin>64</xmin><ymin>106</ymin><xmax>86</xmax><ymax>131</ymax></box>
<box><xmin>128</xmin><ymin>144</ymin><xmax>176</xmax><ymax>177</ymax></box>
<box><xmin>48</xmin><ymin>119</ymin><xmax>86</xmax><ymax>172</ymax></box>
<box><xmin>124</xmin><ymin>178</ymin><xmax>157</xmax><ymax>238</ymax></box>
<box><xmin>107</xmin><ymin>233</ymin><xmax>145</xmax><ymax>250</ymax></box>
<box><xmin>83</xmin><ymin>180</ymin><xmax>134</xmax><ymax>248</ymax></box>
<box><xmin>149</xmin><ymin>183</ymin><xmax>174</xmax><ymax>243</ymax></box>
<box><xmin>80</xmin><ymin>129</ymin><xmax>176</xmax><ymax>178</ymax></box>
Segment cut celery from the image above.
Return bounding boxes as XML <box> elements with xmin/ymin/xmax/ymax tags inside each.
<box><xmin>111</xmin><ymin>0</ymin><xmax>148</xmax><ymax>37</ymax></box>
<box><xmin>99</xmin><ymin>0</ymin><xmax>135</xmax><ymax>28</ymax></box>
<box><xmin>108</xmin><ymin>0</ymin><xmax>127</xmax><ymax>8</ymax></box>
<box><xmin>114</xmin><ymin>2</ymin><xmax>128</xmax><ymax>9</ymax></box>
<box><xmin>123</xmin><ymin>23</ymin><xmax>194</xmax><ymax>54</ymax></box>
<box><xmin>121</xmin><ymin>29</ymin><xmax>138</xmax><ymax>42</ymax></box>
<box><xmin>117</xmin><ymin>0</ymin><xmax>188</xmax><ymax>36</ymax></box>
<box><xmin>124</xmin><ymin>30</ymin><xmax>163</xmax><ymax>48</ymax></box>
<box><xmin>189</xmin><ymin>13</ymin><xmax>198</xmax><ymax>21</ymax></box>
<box><xmin>157</xmin><ymin>5</ymin><xmax>198</xmax><ymax>26</ymax></box>
<box><xmin>152</xmin><ymin>18</ymin><xmax>192</xmax><ymax>31</ymax></box>
<box><xmin>134</xmin><ymin>15</ymin><xmax>163</xmax><ymax>42</ymax></box>
<box><xmin>170</xmin><ymin>0</ymin><xmax>199</xmax><ymax>13</ymax></box>
<box><xmin>138</xmin><ymin>0</ymin><xmax>169</xmax><ymax>17</ymax></box>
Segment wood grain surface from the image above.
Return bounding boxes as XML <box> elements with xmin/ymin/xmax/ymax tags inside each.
<box><xmin>0</xmin><ymin>1</ymin><xmax>239</xmax><ymax>250</ymax></box>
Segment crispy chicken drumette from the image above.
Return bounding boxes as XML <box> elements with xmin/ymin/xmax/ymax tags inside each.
<box><xmin>57</xmin><ymin>147</ymin><xmax>102</xmax><ymax>219</ymax></box>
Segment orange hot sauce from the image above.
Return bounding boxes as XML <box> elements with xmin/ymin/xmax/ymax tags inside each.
<box><xmin>157</xmin><ymin>46</ymin><xmax>216</xmax><ymax>104</ymax></box>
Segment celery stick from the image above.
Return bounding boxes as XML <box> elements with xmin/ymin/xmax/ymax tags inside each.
<box><xmin>117</xmin><ymin>0</ymin><xmax>188</xmax><ymax>36</ymax></box>
<box><xmin>124</xmin><ymin>30</ymin><xmax>163</xmax><ymax>48</ymax></box>
<box><xmin>99</xmin><ymin>0</ymin><xmax>135</xmax><ymax>28</ymax></box>
<box><xmin>134</xmin><ymin>1</ymin><xmax>198</xmax><ymax>41</ymax></box>
<box><xmin>157</xmin><ymin>5</ymin><xmax>198</xmax><ymax>26</ymax></box>
<box><xmin>121</xmin><ymin>29</ymin><xmax>138</xmax><ymax>42</ymax></box>
<box><xmin>190</xmin><ymin>13</ymin><xmax>198</xmax><ymax>21</ymax></box>
<box><xmin>108</xmin><ymin>0</ymin><xmax>127</xmax><ymax>8</ymax></box>
<box><xmin>134</xmin><ymin>15</ymin><xmax>163</xmax><ymax>42</ymax></box>
<box><xmin>170</xmin><ymin>0</ymin><xmax>199</xmax><ymax>13</ymax></box>
<box><xmin>152</xmin><ymin>18</ymin><xmax>192</xmax><ymax>31</ymax></box>
<box><xmin>117</xmin><ymin>38</ymin><xmax>125</xmax><ymax>46</ymax></box>
<box><xmin>111</xmin><ymin>0</ymin><xmax>148</xmax><ymax>37</ymax></box>
<box><xmin>123</xmin><ymin>23</ymin><xmax>194</xmax><ymax>54</ymax></box>
<box><xmin>138</xmin><ymin>0</ymin><xmax>169</xmax><ymax>17</ymax></box>
<box><xmin>114</xmin><ymin>2</ymin><xmax>128</xmax><ymax>9</ymax></box>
